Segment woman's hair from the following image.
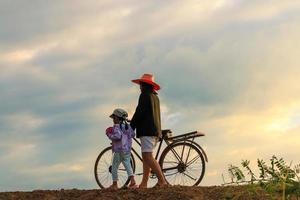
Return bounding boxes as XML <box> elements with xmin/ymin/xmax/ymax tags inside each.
<box><xmin>140</xmin><ymin>82</ymin><xmax>154</xmax><ymax>93</ymax></box>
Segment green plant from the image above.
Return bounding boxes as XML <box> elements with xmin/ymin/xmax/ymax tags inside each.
<box><xmin>223</xmin><ymin>156</ymin><xmax>300</xmax><ymax>200</ymax></box>
<box><xmin>228</xmin><ymin>164</ymin><xmax>245</xmax><ymax>184</ymax></box>
<box><xmin>241</xmin><ymin>160</ymin><xmax>256</xmax><ymax>184</ymax></box>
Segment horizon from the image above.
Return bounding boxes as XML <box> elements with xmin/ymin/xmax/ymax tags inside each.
<box><xmin>1</xmin><ymin>0</ymin><xmax>300</xmax><ymax>192</ymax></box>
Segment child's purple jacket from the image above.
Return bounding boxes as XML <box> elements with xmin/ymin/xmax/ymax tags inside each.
<box><xmin>106</xmin><ymin>124</ymin><xmax>135</xmax><ymax>153</ymax></box>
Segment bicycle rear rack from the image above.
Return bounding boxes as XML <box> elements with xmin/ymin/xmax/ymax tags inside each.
<box><xmin>162</xmin><ymin>129</ymin><xmax>205</xmax><ymax>142</ymax></box>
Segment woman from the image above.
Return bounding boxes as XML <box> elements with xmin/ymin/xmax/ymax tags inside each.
<box><xmin>130</xmin><ymin>73</ymin><xmax>167</xmax><ymax>188</ymax></box>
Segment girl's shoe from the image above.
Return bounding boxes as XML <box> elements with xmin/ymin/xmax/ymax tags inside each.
<box><xmin>107</xmin><ymin>185</ymin><xmax>118</xmax><ymax>190</ymax></box>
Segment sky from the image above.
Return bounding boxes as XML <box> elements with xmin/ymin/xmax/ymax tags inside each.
<box><xmin>1</xmin><ymin>0</ymin><xmax>300</xmax><ymax>192</ymax></box>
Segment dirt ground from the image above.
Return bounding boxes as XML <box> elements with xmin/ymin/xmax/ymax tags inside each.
<box><xmin>0</xmin><ymin>185</ymin><xmax>286</xmax><ymax>200</ymax></box>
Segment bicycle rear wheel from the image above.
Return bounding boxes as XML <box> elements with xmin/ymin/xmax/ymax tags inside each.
<box><xmin>159</xmin><ymin>142</ymin><xmax>205</xmax><ymax>186</ymax></box>
<box><xmin>94</xmin><ymin>146</ymin><xmax>136</xmax><ymax>189</ymax></box>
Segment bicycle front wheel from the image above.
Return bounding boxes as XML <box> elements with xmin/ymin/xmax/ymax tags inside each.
<box><xmin>159</xmin><ymin>142</ymin><xmax>205</xmax><ymax>186</ymax></box>
<box><xmin>94</xmin><ymin>146</ymin><xmax>136</xmax><ymax>189</ymax></box>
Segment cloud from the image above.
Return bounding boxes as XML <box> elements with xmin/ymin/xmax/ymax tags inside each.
<box><xmin>1</xmin><ymin>0</ymin><xmax>300</xmax><ymax>191</ymax></box>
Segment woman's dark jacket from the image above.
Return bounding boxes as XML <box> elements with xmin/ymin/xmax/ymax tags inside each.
<box><xmin>130</xmin><ymin>91</ymin><xmax>162</xmax><ymax>138</ymax></box>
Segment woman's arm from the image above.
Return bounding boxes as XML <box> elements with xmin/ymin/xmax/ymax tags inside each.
<box><xmin>130</xmin><ymin>93</ymin><xmax>149</xmax><ymax>130</ymax></box>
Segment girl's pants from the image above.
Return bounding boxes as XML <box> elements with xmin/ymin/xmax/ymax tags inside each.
<box><xmin>111</xmin><ymin>152</ymin><xmax>133</xmax><ymax>181</ymax></box>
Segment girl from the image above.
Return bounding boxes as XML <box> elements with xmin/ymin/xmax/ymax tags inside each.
<box><xmin>106</xmin><ymin>108</ymin><xmax>137</xmax><ymax>189</ymax></box>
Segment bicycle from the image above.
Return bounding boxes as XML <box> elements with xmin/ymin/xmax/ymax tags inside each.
<box><xmin>94</xmin><ymin>129</ymin><xmax>208</xmax><ymax>188</ymax></box>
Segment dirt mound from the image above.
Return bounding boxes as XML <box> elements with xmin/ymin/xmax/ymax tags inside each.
<box><xmin>0</xmin><ymin>185</ymin><xmax>279</xmax><ymax>200</ymax></box>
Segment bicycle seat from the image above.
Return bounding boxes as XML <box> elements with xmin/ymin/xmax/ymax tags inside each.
<box><xmin>161</xmin><ymin>129</ymin><xmax>173</xmax><ymax>141</ymax></box>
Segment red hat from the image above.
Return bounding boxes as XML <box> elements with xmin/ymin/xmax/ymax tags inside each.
<box><xmin>131</xmin><ymin>73</ymin><xmax>161</xmax><ymax>90</ymax></box>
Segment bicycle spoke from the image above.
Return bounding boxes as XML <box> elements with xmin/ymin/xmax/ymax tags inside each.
<box><xmin>97</xmin><ymin>169</ymin><xmax>109</xmax><ymax>174</ymax></box>
<box><xmin>183</xmin><ymin>172</ymin><xmax>197</xmax><ymax>181</ymax></box>
<box><xmin>187</xmin><ymin>169</ymin><xmax>201</xmax><ymax>177</ymax></box>
<box><xmin>180</xmin><ymin>174</ymin><xmax>183</xmax><ymax>185</ymax></box>
<box><xmin>187</xmin><ymin>166</ymin><xmax>203</xmax><ymax>172</ymax></box>
<box><xmin>186</xmin><ymin>154</ymin><xmax>200</xmax><ymax>166</ymax></box>
<box><xmin>174</xmin><ymin>172</ymin><xmax>179</xmax><ymax>185</ymax></box>
<box><xmin>99</xmin><ymin>172</ymin><xmax>110</xmax><ymax>185</ymax></box>
<box><xmin>180</xmin><ymin>142</ymin><xmax>186</xmax><ymax>161</ymax></box>
<box><xmin>171</xmin><ymin>149</ymin><xmax>183</xmax><ymax>162</ymax></box>
<box><xmin>185</xmin><ymin>174</ymin><xmax>193</xmax><ymax>186</ymax></box>
<box><xmin>119</xmin><ymin>174</ymin><xmax>127</xmax><ymax>185</ymax></box>
<box><xmin>163</xmin><ymin>166</ymin><xmax>178</xmax><ymax>172</ymax></box>
<box><xmin>166</xmin><ymin>172</ymin><xmax>180</xmax><ymax>177</ymax></box>
<box><xmin>164</xmin><ymin>161</ymin><xmax>179</xmax><ymax>164</ymax></box>
<box><xmin>185</xmin><ymin>144</ymin><xmax>192</xmax><ymax>165</ymax></box>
